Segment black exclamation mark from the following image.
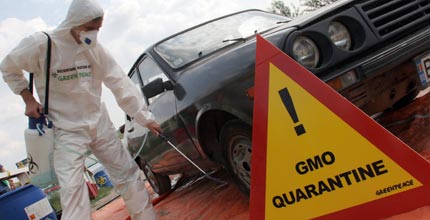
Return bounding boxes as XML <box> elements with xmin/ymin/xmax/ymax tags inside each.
<box><xmin>279</xmin><ymin>88</ymin><xmax>306</xmax><ymax>136</ymax></box>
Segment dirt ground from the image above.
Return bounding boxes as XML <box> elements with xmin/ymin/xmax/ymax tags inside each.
<box><xmin>93</xmin><ymin>89</ymin><xmax>430</xmax><ymax>220</ymax></box>
<box><xmin>92</xmin><ymin>171</ymin><xmax>249</xmax><ymax>220</ymax></box>
<box><xmin>155</xmin><ymin>172</ymin><xmax>249</xmax><ymax>220</ymax></box>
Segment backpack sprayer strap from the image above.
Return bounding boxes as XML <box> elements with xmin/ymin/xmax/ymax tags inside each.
<box><xmin>28</xmin><ymin>32</ymin><xmax>52</xmax><ymax>133</ymax></box>
<box><xmin>43</xmin><ymin>32</ymin><xmax>51</xmax><ymax>115</ymax></box>
<box><xmin>28</xmin><ymin>32</ymin><xmax>51</xmax><ymax>115</ymax></box>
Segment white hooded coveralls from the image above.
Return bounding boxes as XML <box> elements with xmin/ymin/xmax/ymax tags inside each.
<box><xmin>0</xmin><ymin>0</ymin><xmax>157</xmax><ymax>219</ymax></box>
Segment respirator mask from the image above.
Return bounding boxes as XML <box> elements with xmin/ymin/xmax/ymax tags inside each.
<box><xmin>79</xmin><ymin>30</ymin><xmax>98</xmax><ymax>49</ymax></box>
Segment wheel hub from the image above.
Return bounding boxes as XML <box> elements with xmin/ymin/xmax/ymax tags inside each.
<box><xmin>230</xmin><ymin>136</ymin><xmax>252</xmax><ymax>187</ymax></box>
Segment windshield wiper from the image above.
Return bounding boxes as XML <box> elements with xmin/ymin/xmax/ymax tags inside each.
<box><xmin>197</xmin><ymin>37</ymin><xmax>246</xmax><ymax>57</ymax></box>
<box><xmin>222</xmin><ymin>37</ymin><xmax>246</xmax><ymax>43</ymax></box>
<box><xmin>276</xmin><ymin>20</ymin><xmax>291</xmax><ymax>24</ymax></box>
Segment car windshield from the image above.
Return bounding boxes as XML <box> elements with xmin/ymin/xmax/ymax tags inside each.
<box><xmin>154</xmin><ymin>10</ymin><xmax>289</xmax><ymax>68</ymax></box>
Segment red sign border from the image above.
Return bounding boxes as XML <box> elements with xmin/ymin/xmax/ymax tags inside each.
<box><xmin>250</xmin><ymin>35</ymin><xmax>430</xmax><ymax>220</ymax></box>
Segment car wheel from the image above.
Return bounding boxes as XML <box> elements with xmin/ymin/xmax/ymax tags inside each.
<box><xmin>139</xmin><ymin>159</ymin><xmax>171</xmax><ymax>195</ymax></box>
<box><xmin>220</xmin><ymin>119</ymin><xmax>252</xmax><ymax>194</ymax></box>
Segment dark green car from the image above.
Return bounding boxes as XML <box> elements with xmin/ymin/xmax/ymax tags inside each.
<box><xmin>125</xmin><ymin>2</ymin><xmax>430</xmax><ymax>195</ymax></box>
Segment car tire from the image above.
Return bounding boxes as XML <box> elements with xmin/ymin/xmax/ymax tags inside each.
<box><xmin>220</xmin><ymin>119</ymin><xmax>252</xmax><ymax>194</ymax></box>
<box><xmin>139</xmin><ymin>159</ymin><xmax>171</xmax><ymax>195</ymax></box>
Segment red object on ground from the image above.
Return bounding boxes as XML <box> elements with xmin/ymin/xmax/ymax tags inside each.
<box><xmin>44</xmin><ymin>185</ymin><xmax>61</xmax><ymax>194</ymax></box>
<box><xmin>87</xmin><ymin>182</ymin><xmax>98</xmax><ymax>200</ymax></box>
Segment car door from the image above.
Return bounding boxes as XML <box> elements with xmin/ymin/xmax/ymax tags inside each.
<box><xmin>127</xmin><ymin>55</ymin><xmax>201</xmax><ymax>173</ymax></box>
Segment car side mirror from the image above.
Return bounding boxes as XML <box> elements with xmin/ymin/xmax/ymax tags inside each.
<box><xmin>163</xmin><ymin>80</ymin><xmax>174</xmax><ymax>91</ymax></box>
<box><xmin>161</xmin><ymin>80</ymin><xmax>186</xmax><ymax>100</ymax></box>
<box><xmin>141</xmin><ymin>78</ymin><xmax>175</xmax><ymax>99</ymax></box>
<box><xmin>162</xmin><ymin>80</ymin><xmax>186</xmax><ymax>100</ymax></box>
<box><xmin>141</xmin><ymin>78</ymin><xmax>164</xmax><ymax>99</ymax></box>
<box><xmin>141</xmin><ymin>77</ymin><xmax>186</xmax><ymax>101</ymax></box>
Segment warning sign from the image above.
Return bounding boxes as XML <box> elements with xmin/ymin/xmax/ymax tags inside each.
<box><xmin>250</xmin><ymin>36</ymin><xmax>430</xmax><ymax>220</ymax></box>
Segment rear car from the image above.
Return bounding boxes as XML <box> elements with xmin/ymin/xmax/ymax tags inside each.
<box><xmin>124</xmin><ymin>1</ymin><xmax>430</xmax><ymax>195</ymax></box>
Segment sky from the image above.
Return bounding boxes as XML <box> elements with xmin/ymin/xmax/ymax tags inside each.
<box><xmin>0</xmin><ymin>0</ymin><xmax>301</xmax><ymax>170</ymax></box>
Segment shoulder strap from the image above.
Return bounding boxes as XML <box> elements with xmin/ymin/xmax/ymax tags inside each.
<box><xmin>42</xmin><ymin>32</ymin><xmax>51</xmax><ymax>115</ymax></box>
<box><xmin>28</xmin><ymin>32</ymin><xmax>51</xmax><ymax>115</ymax></box>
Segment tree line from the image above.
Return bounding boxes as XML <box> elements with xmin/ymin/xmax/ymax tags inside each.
<box><xmin>269</xmin><ymin>0</ymin><xmax>339</xmax><ymax>18</ymax></box>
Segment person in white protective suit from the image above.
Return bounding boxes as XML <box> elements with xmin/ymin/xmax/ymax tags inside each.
<box><xmin>0</xmin><ymin>0</ymin><xmax>161</xmax><ymax>220</ymax></box>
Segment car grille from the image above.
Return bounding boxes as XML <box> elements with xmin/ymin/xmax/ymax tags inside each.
<box><xmin>357</xmin><ymin>0</ymin><xmax>430</xmax><ymax>39</ymax></box>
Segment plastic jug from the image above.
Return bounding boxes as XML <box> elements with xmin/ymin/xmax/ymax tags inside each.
<box><xmin>24</xmin><ymin>116</ymin><xmax>57</xmax><ymax>189</ymax></box>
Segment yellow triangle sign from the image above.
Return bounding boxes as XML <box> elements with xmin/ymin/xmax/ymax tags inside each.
<box><xmin>250</xmin><ymin>35</ymin><xmax>430</xmax><ymax>220</ymax></box>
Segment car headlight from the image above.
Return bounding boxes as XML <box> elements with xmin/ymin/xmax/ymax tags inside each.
<box><xmin>329</xmin><ymin>21</ymin><xmax>352</xmax><ymax>50</ymax></box>
<box><xmin>292</xmin><ymin>36</ymin><xmax>320</xmax><ymax>68</ymax></box>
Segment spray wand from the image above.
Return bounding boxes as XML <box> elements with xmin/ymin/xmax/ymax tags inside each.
<box><xmin>158</xmin><ymin>133</ymin><xmax>228</xmax><ymax>186</ymax></box>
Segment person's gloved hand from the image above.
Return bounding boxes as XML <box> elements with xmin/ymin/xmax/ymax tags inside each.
<box><xmin>146</xmin><ymin>121</ymin><xmax>163</xmax><ymax>136</ymax></box>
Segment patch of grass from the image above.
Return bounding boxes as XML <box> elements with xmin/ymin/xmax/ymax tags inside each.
<box><xmin>91</xmin><ymin>186</ymin><xmax>114</xmax><ymax>205</ymax></box>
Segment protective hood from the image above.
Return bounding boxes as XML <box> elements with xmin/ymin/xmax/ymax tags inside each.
<box><xmin>55</xmin><ymin>0</ymin><xmax>104</xmax><ymax>34</ymax></box>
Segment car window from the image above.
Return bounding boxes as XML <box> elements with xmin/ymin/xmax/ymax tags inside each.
<box><xmin>155</xmin><ymin>10</ymin><xmax>288</xmax><ymax>68</ymax></box>
<box><xmin>138</xmin><ymin>57</ymin><xmax>169</xmax><ymax>104</ymax></box>
<box><xmin>127</xmin><ymin>69</ymin><xmax>147</xmax><ymax>116</ymax></box>
<box><xmin>129</xmin><ymin>69</ymin><xmax>145</xmax><ymax>98</ymax></box>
